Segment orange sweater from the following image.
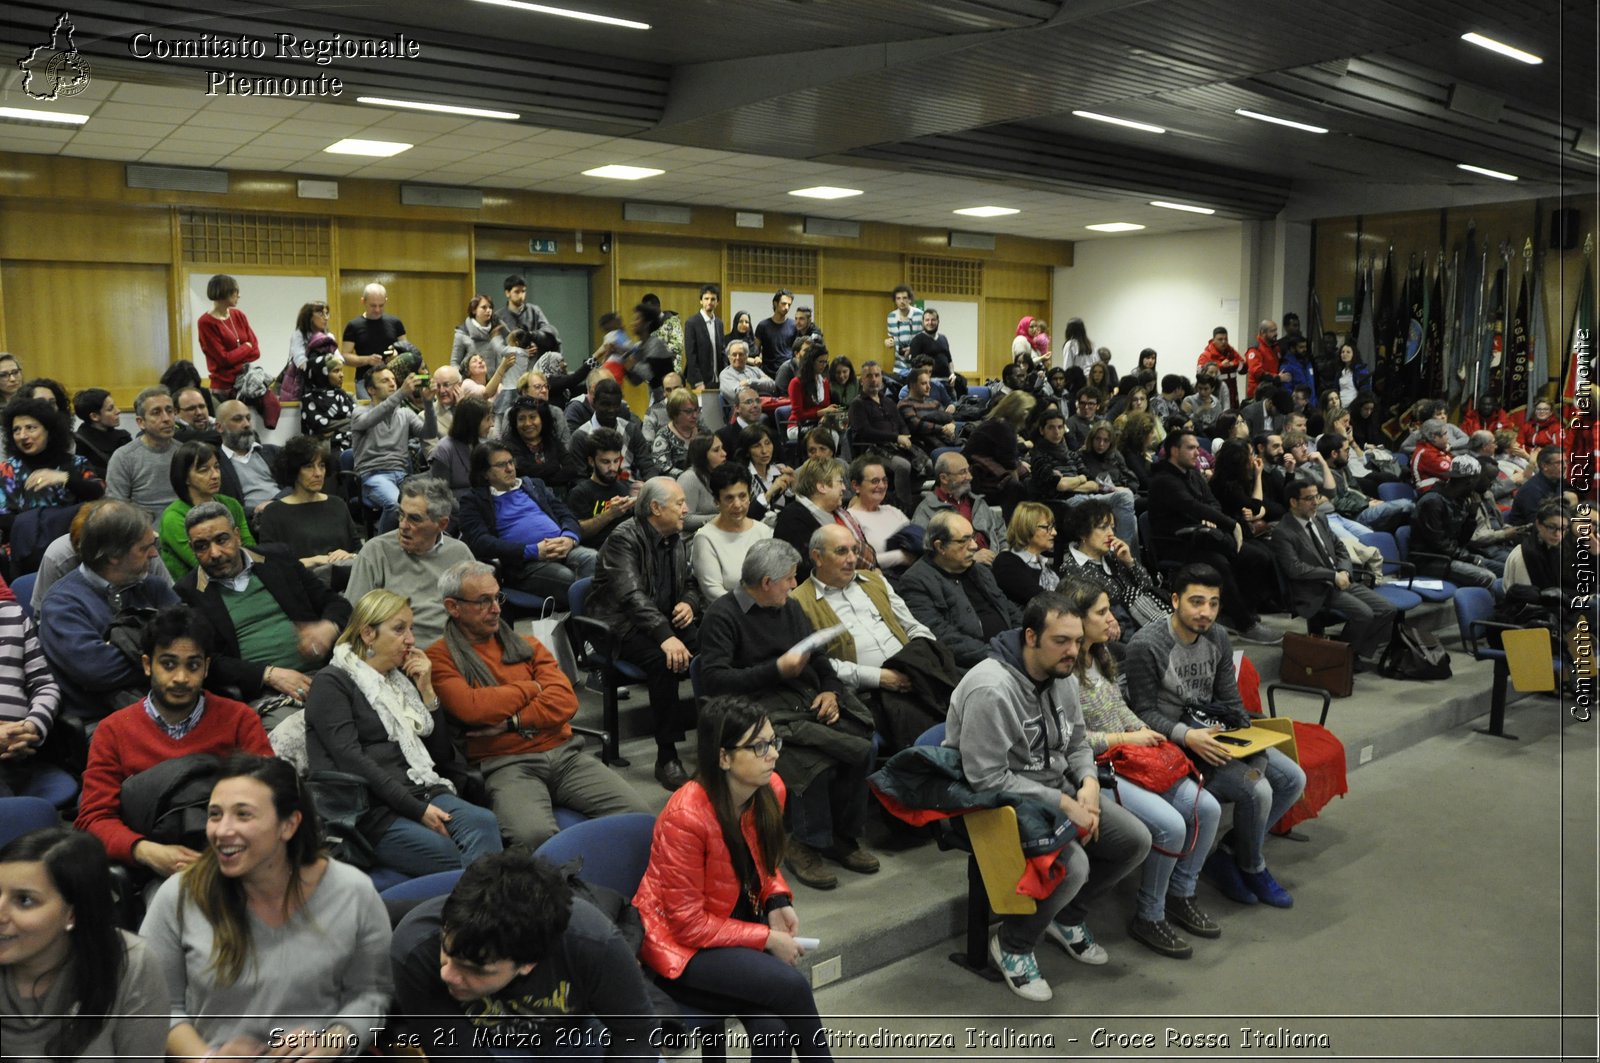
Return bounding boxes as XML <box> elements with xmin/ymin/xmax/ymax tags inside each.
<box><xmin>426</xmin><ymin>633</ymin><xmax>578</xmax><ymax>760</ymax></box>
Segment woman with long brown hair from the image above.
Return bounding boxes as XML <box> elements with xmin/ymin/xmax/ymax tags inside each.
<box><xmin>634</xmin><ymin>695</ymin><xmax>833</xmax><ymax>1061</ymax></box>
<box><xmin>140</xmin><ymin>753</ymin><xmax>392</xmax><ymax>1060</ymax></box>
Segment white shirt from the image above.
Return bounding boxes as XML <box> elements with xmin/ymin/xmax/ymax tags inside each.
<box><xmin>814</xmin><ymin>575</ymin><xmax>934</xmax><ymax>689</ymax></box>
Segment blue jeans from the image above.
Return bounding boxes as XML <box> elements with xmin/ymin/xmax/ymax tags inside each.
<box><xmin>659</xmin><ymin>946</ymin><xmax>832</xmax><ymax>1062</ymax></box>
<box><xmin>372</xmin><ymin>793</ymin><xmax>503</xmax><ymax>877</ymax></box>
<box><xmin>361</xmin><ymin>468</ymin><xmax>409</xmax><ymax>521</ymax></box>
<box><xmin>1202</xmin><ymin>747</ymin><xmax>1305</xmax><ymax>873</ymax></box>
<box><xmin>1351</xmin><ymin>498</ymin><xmax>1414</xmax><ymax>531</ymax></box>
<box><xmin>1110</xmin><ymin>776</ymin><xmax>1221</xmax><ymax>921</ymax></box>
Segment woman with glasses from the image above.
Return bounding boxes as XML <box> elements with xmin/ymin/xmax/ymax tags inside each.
<box><xmin>304</xmin><ymin>589</ymin><xmax>503</xmax><ymax>876</ymax></box>
<box><xmin>634</xmin><ymin>695</ymin><xmax>834</xmax><ymax>1062</ymax></box>
<box><xmin>650</xmin><ymin>388</ymin><xmax>704</xmax><ymax>478</ymax></box>
<box><xmin>992</xmin><ymin>502</ymin><xmax>1059</xmax><ymax>607</ymax></box>
<box><xmin>0</xmin><ymin>355</ymin><xmax>23</xmax><ymax>407</ymax></box>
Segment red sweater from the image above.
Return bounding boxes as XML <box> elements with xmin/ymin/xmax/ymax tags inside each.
<box><xmin>787</xmin><ymin>375</ymin><xmax>832</xmax><ymax>426</ymax></box>
<box><xmin>75</xmin><ymin>695</ymin><xmax>272</xmax><ymax>864</ymax></box>
<box><xmin>425</xmin><ymin>632</ymin><xmax>578</xmax><ymax>761</ymax></box>
<box><xmin>197</xmin><ymin>309</ymin><xmax>261</xmax><ymax>391</ymax></box>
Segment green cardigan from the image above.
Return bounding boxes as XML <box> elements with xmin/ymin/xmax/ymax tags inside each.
<box><xmin>158</xmin><ymin>494</ymin><xmax>255</xmax><ymax>579</ymax></box>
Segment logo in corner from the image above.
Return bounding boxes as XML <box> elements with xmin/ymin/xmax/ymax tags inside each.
<box><xmin>19</xmin><ymin>12</ymin><xmax>93</xmax><ymax>101</ymax></box>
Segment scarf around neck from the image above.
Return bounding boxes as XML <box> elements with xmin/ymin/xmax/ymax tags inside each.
<box><xmin>442</xmin><ymin>618</ymin><xmax>533</xmax><ymax>689</ymax></box>
<box><xmin>331</xmin><ymin>643</ymin><xmax>452</xmax><ymax>794</ymax></box>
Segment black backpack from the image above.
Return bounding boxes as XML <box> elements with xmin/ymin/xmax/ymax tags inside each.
<box><xmin>1380</xmin><ymin>622</ymin><xmax>1452</xmax><ymax>680</ymax></box>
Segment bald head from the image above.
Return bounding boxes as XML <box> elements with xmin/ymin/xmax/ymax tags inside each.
<box><xmin>215</xmin><ymin>401</ymin><xmax>255</xmax><ymax>452</ymax></box>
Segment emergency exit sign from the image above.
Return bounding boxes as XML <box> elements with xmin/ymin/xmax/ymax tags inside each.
<box><xmin>529</xmin><ymin>239</ymin><xmax>558</xmax><ymax>254</ymax></box>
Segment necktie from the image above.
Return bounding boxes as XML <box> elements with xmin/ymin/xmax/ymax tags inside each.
<box><xmin>1310</xmin><ymin>520</ymin><xmax>1333</xmax><ymax>565</ymax></box>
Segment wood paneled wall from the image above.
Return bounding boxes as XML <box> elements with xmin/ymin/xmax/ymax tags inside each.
<box><xmin>1313</xmin><ymin>198</ymin><xmax>1595</xmax><ymax>401</ymax></box>
<box><xmin>0</xmin><ymin>152</ymin><xmax>1071</xmax><ymax>406</ymax></box>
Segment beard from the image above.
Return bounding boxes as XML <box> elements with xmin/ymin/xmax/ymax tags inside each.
<box><xmin>223</xmin><ymin>428</ymin><xmax>256</xmax><ymax>452</ymax></box>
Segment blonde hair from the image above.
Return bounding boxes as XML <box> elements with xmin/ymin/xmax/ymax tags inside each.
<box><xmin>666</xmin><ymin>388</ymin><xmax>698</xmax><ymax>419</ymax></box>
<box><xmin>987</xmin><ymin>389</ymin><xmax>1036</xmax><ymax>430</ymax></box>
<box><xmin>337</xmin><ymin>589</ymin><xmax>412</xmax><ymax>652</ymax></box>
<box><xmin>1006</xmin><ymin>501</ymin><xmax>1054</xmax><ymax>551</ymax></box>
<box><xmin>794</xmin><ymin>456</ymin><xmax>846</xmax><ymax>500</ymax></box>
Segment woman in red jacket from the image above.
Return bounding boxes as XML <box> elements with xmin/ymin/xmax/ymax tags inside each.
<box><xmin>634</xmin><ymin>696</ymin><xmax>832</xmax><ymax>1061</ymax></box>
<box><xmin>786</xmin><ymin>342</ymin><xmax>840</xmax><ymax>434</ymax></box>
<box><xmin>1519</xmin><ymin>399</ymin><xmax>1565</xmax><ymax>451</ymax></box>
<box><xmin>196</xmin><ymin>273</ymin><xmax>260</xmax><ymax>399</ymax></box>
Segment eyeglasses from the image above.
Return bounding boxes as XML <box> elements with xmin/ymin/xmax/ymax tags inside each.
<box><xmin>398</xmin><ymin>510</ymin><xmax>435</xmax><ymax>526</ymax></box>
<box><xmin>1038</xmin><ymin>522</ymin><xmax>1055</xmax><ymax>531</ymax></box>
<box><xmin>1538</xmin><ymin>522</ymin><xmax>1567</xmax><ymax>533</ymax></box>
<box><xmin>0</xmin><ymin>369</ymin><xmax>20</xmax><ymax>381</ymax></box>
<box><xmin>490</xmin><ymin>459</ymin><xmax>517</xmax><ymax>471</ymax></box>
<box><xmin>732</xmin><ymin>736</ymin><xmax>783</xmax><ymax>758</ymax></box>
<box><xmin>450</xmin><ymin>592</ymin><xmax>507</xmax><ymax>609</ymax></box>
<box><xmin>946</xmin><ymin>534</ymin><xmax>975</xmax><ymax>546</ymax></box>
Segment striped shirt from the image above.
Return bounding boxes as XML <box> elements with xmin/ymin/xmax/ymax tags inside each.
<box><xmin>0</xmin><ymin>601</ymin><xmax>61</xmax><ymax>741</ymax></box>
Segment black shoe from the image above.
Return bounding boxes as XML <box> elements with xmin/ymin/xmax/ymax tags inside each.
<box><xmin>1166</xmin><ymin>894</ymin><xmax>1222</xmax><ymax>939</ymax></box>
<box><xmin>1128</xmin><ymin>917</ymin><xmax>1192</xmax><ymax>959</ymax></box>
<box><xmin>653</xmin><ymin>758</ymin><xmax>690</xmax><ymax>792</ymax></box>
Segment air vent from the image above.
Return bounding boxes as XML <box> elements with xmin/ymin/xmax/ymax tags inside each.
<box><xmin>729</xmin><ymin>244</ymin><xmax>818</xmax><ymax>288</ymax></box>
<box><xmin>400</xmin><ymin>185</ymin><xmax>483</xmax><ymax>209</ymax></box>
<box><xmin>909</xmin><ymin>255</ymin><xmax>982</xmax><ymax>296</ymax></box>
<box><xmin>803</xmin><ymin>217</ymin><xmax>860</xmax><ymax>239</ymax></box>
<box><xmin>623</xmin><ymin>202</ymin><xmax>692</xmax><ymax>224</ymax></box>
<box><xmin>127</xmin><ymin>164</ymin><xmax>228</xmax><ymax>194</ymax></box>
<box><xmin>948</xmin><ymin>231</ymin><xmax>997</xmax><ymax>251</ymax></box>
<box><xmin>180</xmin><ymin>210</ymin><xmax>329</xmax><ymax>267</ymax></box>
<box><xmin>1447</xmin><ymin>84</ymin><xmax>1503</xmax><ymax>123</ymax></box>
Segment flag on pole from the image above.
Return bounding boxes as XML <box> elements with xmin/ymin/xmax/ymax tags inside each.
<box><xmin>1448</xmin><ymin>228</ymin><xmax>1480</xmax><ymax>408</ymax></box>
<box><xmin>1423</xmin><ymin>256</ymin><xmax>1445</xmax><ymax>399</ymax></box>
<box><xmin>1373</xmin><ymin>248</ymin><xmax>1397</xmax><ymax>400</ymax></box>
<box><xmin>1355</xmin><ymin>260</ymin><xmax>1376</xmax><ymax>372</ymax></box>
<box><xmin>1529</xmin><ymin>254</ymin><xmax>1551</xmax><ymax>404</ymax></box>
<box><xmin>1475</xmin><ymin>258</ymin><xmax>1506</xmax><ymax>408</ymax></box>
<box><xmin>1563</xmin><ymin>259</ymin><xmax>1595</xmax><ymax>401</ymax></box>
<box><xmin>1503</xmin><ymin>257</ymin><xmax>1531</xmax><ymax>418</ymax></box>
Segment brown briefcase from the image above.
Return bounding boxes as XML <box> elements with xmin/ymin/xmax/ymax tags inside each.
<box><xmin>1279</xmin><ymin>631</ymin><xmax>1354</xmax><ymax>698</ymax></box>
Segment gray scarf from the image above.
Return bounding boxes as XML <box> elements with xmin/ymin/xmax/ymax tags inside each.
<box><xmin>442</xmin><ymin>618</ymin><xmax>533</xmax><ymax>688</ymax></box>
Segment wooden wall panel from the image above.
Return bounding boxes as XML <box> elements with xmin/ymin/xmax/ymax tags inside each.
<box><xmin>822</xmin><ymin>253</ymin><xmax>903</xmax><ymax>297</ymax></box>
<box><xmin>339</xmin><ymin>219</ymin><xmax>472</xmax><ymax>273</ymax></box>
<box><xmin>982</xmin><ymin>262</ymin><xmax>1051</xmax><ymax>304</ymax></box>
<box><xmin>338</xmin><ymin>271</ymin><xmax>472</xmax><ymax>368</ymax></box>
<box><xmin>3</xmin><ymin>261</ymin><xmax>170</xmax><ymax>396</ymax></box>
<box><xmin>615</xmin><ymin>237</ymin><xmax>721</xmax><ymax>283</ymax></box>
<box><xmin>0</xmin><ymin>202</ymin><xmax>171</xmax><ymax>264</ymax></box>
<box><xmin>987</xmin><ymin>298</ymin><xmax>1041</xmax><ymax>379</ymax></box>
<box><xmin>815</xmin><ymin>291</ymin><xmax>891</xmax><ymax>369</ymax></box>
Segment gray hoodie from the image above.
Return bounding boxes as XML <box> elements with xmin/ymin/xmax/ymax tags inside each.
<box><xmin>944</xmin><ymin>629</ymin><xmax>1094</xmax><ymax>808</ymax></box>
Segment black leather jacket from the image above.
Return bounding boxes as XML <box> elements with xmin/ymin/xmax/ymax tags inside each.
<box><xmin>588</xmin><ymin>512</ymin><xmax>704</xmax><ymax>644</ymax></box>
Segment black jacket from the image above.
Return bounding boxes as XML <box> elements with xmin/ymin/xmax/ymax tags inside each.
<box><xmin>1147</xmin><ymin>460</ymin><xmax>1235</xmax><ymax>553</ymax></box>
<box><xmin>456</xmin><ymin>478</ymin><xmax>581</xmax><ymax>568</ymax></box>
<box><xmin>897</xmin><ymin>557</ymin><xmax>1022</xmax><ymax>668</ymax></box>
<box><xmin>587</xmin><ymin>513</ymin><xmax>703</xmax><ymax>644</ymax></box>
<box><xmin>681</xmin><ymin>312</ymin><xmax>725</xmax><ymax>390</ymax></box>
<box><xmin>177</xmin><ymin>548</ymin><xmax>352</xmax><ymax>700</ymax></box>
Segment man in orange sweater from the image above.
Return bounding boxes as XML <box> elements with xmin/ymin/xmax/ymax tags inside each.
<box><xmin>76</xmin><ymin>606</ymin><xmax>271</xmax><ymax>880</ymax></box>
<box><xmin>427</xmin><ymin>560</ymin><xmax>647</xmax><ymax>848</ymax></box>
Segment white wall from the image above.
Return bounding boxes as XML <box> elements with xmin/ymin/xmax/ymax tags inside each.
<box><xmin>1052</xmin><ymin>225</ymin><xmax>1244</xmax><ymax>379</ymax></box>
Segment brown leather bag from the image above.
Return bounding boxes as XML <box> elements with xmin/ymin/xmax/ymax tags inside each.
<box><xmin>1280</xmin><ymin>631</ymin><xmax>1354</xmax><ymax>698</ymax></box>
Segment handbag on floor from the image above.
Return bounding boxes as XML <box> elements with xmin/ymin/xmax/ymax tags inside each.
<box><xmin>1280</xmin><ymin>631</ymin><xmax>1354</xmax><ymax>697</ymax></box>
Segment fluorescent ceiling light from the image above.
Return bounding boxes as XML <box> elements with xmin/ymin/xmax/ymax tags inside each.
<box><xmin>470</xmin><ymin>0</ymin><xmax>650</xmax><ymax>29</ymax></box>
<box><xmin>1071</xmin><ymin>110</ymin><xmax>1165</xmax><ymax>134</ymax></box>
<box><xmin>1085</xmin><ymin>222</ymin><xmax>1146</xmax><ymax>233</ymax></box>
<box><xmin>324</xmin><ymin>138</ymin><xmax>412</xmax><ymax>157</ymax></box>
<box><xmin>582</xmin><ymin>164</ymin><xmax>664</xmax><ymax>180</ymax></box>
<box><xmin>1150</xmin><ymin>200</ymin><xmax>1216</xmax><ymax>215</ymax></box>
<box><xmin>1235</xmin><ymin>108</ymin><xmax>1328</xmax><ymax>134</ymax></box>
<box><xmin>1461</xmin><ymin>32</ymin><xmax>1542</xmax><ymax>64</ymax></box>
<box><xmin>788</xmin><ymin>186</ymin><xmax>863</xmax><ymax>200</ymax></box>
<box><xmin>0</xmin><ymin>105</ymin><xmax>89</xmax><ymax>125</ymax></box>
<box><xmin>953</xmin><ymin>206</ymin><xmax>1019</xmax><ymax>217</ymax></box>
<box><xmin>1457</xmin><ymin>162</ymin><xmax>1518</xmax><ymax>182</ymax></box>
<box><xmin>356</xmin><ymin>96</ymin><xmax>520</xmax><ymax>120</ymax></box>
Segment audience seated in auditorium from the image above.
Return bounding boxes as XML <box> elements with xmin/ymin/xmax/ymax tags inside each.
<box><xmin>499</xmin><ymin>395</ymin><xmax>572</xmax><ymax>489</ymax></box>
<box><xmin>796</xmin><ymin>525</ymin><xmax>956</xmax><ymax>751</ymax></box>
<box><xmin>300</xmin><ymin>352</ymin><xmax>355</xmax><ymax>455</ymax></box>
<box><xmin>176</xmin><ymin>500</ymin><xmax>350</xmax><ymax>722</ymax></box>
<box><xmin>1241</xmin><ymin>385</ymin><xmax>1288</xmax><ymax>438</ymax></box>
<box><xmin>39</xmin><ymin>500</ymin><xmax>179</xmax><ymax>718</ymax></box>
<box><xmin>347</xmin><ymin>476</ymin><xmax>474</xmax><ymax>647</ymax></box>
<box><xmin>845</xmin><ymin>454</ymin><xmax>912</xmax><ymax>571</ymax></box>
<box><xmin>1519</xmin><ymin>399</ymin><xmax>1564</xmax><ymax>451</ymax></box>
<box><xmin>899</xmin><ymin>511</ymin><xmax>1022</xmax><ymax>669</ymax></box>
<box><xmin>106</xmin><ymin>386</ymin><xmax>180</xmax><ymax>520</ymax></box>
<box><xmin>945</xmin><ymin>591</ymin><xmax>1151</xmax><ymax>1001</ymax></box>
<box><xmin>0</xmin><ymin>572</ymin><xmax>59</xmax><ymax>797</ymax></box>
<box><xmin>213</xmin><ymin>401</ymin><xmax>281</xmax><ymax>516</ymax></box>
<box><xmin>1029</xmin><ymin>408</ymin><xmax>1138</xmax><ymax>548</ymax></box>
<box><xmin>1320</xmin><ymin>432</ymin><xmax>1413</xmax><ymax>533</ymax></box>
<box><xmin>638</xmin><ymin>371</ymin><xmax>682</xmax><ymax>445</ymax></box>
<box><xmin>992</xmin><ymin>501</ymin><xmax>1061</xmax><ymax>608</ymax></box>
<box><xmin>1114</xmin><ymin>411</ymin><xmax>1159</xmax><ymax>492</ymax></box>
<box><xmin>573</xmin><ymin>377</ymin><xmax>657</xmax><ymax>482</ymax></box>
<box><xmin>587</xmin><ymin>477</ymin><xmax>702</xmax><ymax>791</ymax></box>
<box><xmin>171</xmin><ymin>386</ymin><xmax>221</xmax><ymax>447</ymax></box>
<box><xmin>678</xmin><ymin>434</ymin><xmax>728</xmax><ymax>535</ymax></box>
<box><xmin>457</xmin><ymin>442</ymin><xmax>595</xmax><ymax>609</ymax></box>
<box><xmin>847</xmin><ymin>362</ymin><xmax>920</xmax><ymax>510</ymax></box>
<box><xmin>75</xmin><ymin>606</ymin><xmax>272</xmax><ymax>880</ymax></box>
<box><xmin>720</xmin><ymin>337</ymin><xmax>779</xmax><ymax>406</ymax></box>
<box><xmin>426</xmin><ymin>395</ymin><xmax>490</xmax><ymax>493</ymax></box>
<box><xmin>963</xmin><ymin>390</ymin><xmax>1034</xmax><ymax>514</ymax></box>
<box><xmin>1399</xmin><ymin>400</ymin><xmax>1469</xmax><ymax>456</ymax></box>
<box><xmin>1062</xmin><ymin>498</ymin><xmax>1169</xmax><ymax>640</ymax></box>
<box><xmin>352</xmin><ymin>366</ymin><xmax>435</xmax><ymax>525</ymax></box>
<box><xmin>391</xmin><ymin>847</ymin><xmax>660</xmax><ymax>1057</ymax></box>
<box><xmin>774</xmin><ymin>457</ymin><xmax>866</xmax><ymax>581</ymax></box>
<box><xmin>565</xmin><ymin>427</ymin><xmax>636</xmax><ymax>547</ymax></box>
<box><xmin>1206</xmin><ymin>440</ymin><xmax>1274</xmax><ymax>548</ymax></box>
<box><xmin>72</xmin><ymin>387</ymin><xmax>132</xmax><ymax>481</ymax></box>
<box><xmin>0</xmin><ymin>396</ymin><xmax>104</xmax><ymax>526</ymax></box>
<box><xmin>140</xmin><ymin>753</ymin><xmax>394</xmax><ymax>1057</ymax></box>
<box><xmin>911</xmin><ymin>451</ymin><xmax>1004</xmax><ymax>565</ymax></box>
<box><xmin>739</xmin><ymin>423</ymin><xmax>795</xmax><ymax>519</ymax></box>
<box><xmin>157</xmin><ymin>441</ymin><xmax>255</xmax><ymax>580</ymax></box>
<box><xmin>1411</xmin><ymin>456</ymin><xmax>1501</xmax><ymax>590</ymax></box>
<box><xmin>1124</xmin><ymin>564</ymin><xmax>1305</xmax><ymax>910</ymax></box>
<box><xmin>700</xmin><ymin>540</ymin><xmax>878</xmax><ymax>890</ymax></box>
<box><xmin>428</xmin><ymin>364</ymin><xmax>462</xmax><ymax>439</ymax></box>
<box><xmin>254</xmin><ymin>435</ymin><xmax>362</xmax><ymax>586</ymax></box>
<box><xmin>1509</xmin><ymin>446</ymin><xmax>1571</xmax><ymax>526</ymax></box>
<box><xmin>427</xmin><ymin>560</ymin><xmax>645</xmax><ymax>847</ymax></box>
<box><xmin>692</xmin><ymin>463</ymin><xmax>774</xmax><ymax>602</ymax></box>
<box><xmin>304</xmin><ymin>589</ymin><xmax>503</xmax><ymax>876</ymax></box>
<box><xmin>899</xmin><ymin>365</ymin><xmax>960</xmax><ymax>452</ymax></box>
<box><xmin>716</xmin><ymin>384</ymin><xmax>766</xmax><ymax>454</ymax></box>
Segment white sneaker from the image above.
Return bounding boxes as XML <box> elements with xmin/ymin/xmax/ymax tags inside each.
<box><xmin>1045</xmin><ymin>920</ymin><xmax>1110</xmax><ymax>965</ymax></box>
<box><xmin>988</xmin><ymin>934</ymin><xmax>1053</xmax><ymax>1002</ymax></box>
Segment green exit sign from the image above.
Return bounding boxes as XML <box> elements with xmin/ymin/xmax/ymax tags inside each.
<box><xmin>1334</xmin><ymin>295</ymin><xmax>1355</xmax><ymax>321</ymax></box>
<box><xmin>529</xmin><ymin>238</ymin><xmax>558</xmax><ymax>254</ymax></box>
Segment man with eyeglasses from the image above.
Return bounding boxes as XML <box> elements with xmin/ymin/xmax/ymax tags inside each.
<box><xmin>172</xmin><ymin>386</ymin><xmax>220</xmax><ymax>446</ymax></box>
<box><xmin>1272</xmin><ymin>478</ymin><xmax>1396</xmax><ymax>669</ymax></box>
<box><xmin>701</xmin><ymin>538</ymin><xmax>878</xmax><ymax>890</ymax></box>
<box><xmin>456</xmin><ymin>443</ymin><xmax>596</xmax><ymax>611</ymax></box>
<box><xmin>347</xmin><ymin>475</ymin><xmax>475</xmax><ymax>646</ymax></box>
<box><xmin>174</xmin><ymin>501</ymin><xmax>350</xmax><ymax>723</ymax></box>
<box><xmin>899</xmin><ymin>511</ymin><xmax>1022</xmax><ymax>669</ymax></box>
<box><xmin>427</xmin><ymin>560</ymin><xmax>646</xmax><ymax>849</ymax></box>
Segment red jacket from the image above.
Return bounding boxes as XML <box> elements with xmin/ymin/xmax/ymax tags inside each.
<box><xmin>197</xmin><ymin>309</ymin><xmax>261</xmax><ymax>392</ymax></box>
<box><xmin>1518</xmin><ymin>416</ymin><xmax>1564</xmax><ymax>450</ymax></box>
<box><xmin>635</xmin><ymin>776</ymin><xmax>792</xmax><ymax>980</ymax></box>
<box><xmin>1460</xmin><ymin>407</ymin><xmax>1515</xmax><ymax>436</ymax></box>
<box><xmin>1411</xmin><ymin>439</ymin><xmax>1454</xmax><ymax>493</ymax></box>
<box><xmin>1243</xmin><ymin>335</ymin><xmax>1280</xmax><ymax>399</ymax></box>
<box><xmin>75</xmin><ymin>694</ymin><xmax>272</xmax><ymax>864</ymax></box>
<box><xmin>1196</xmin><ymin>340</ymin><xmax>1242</xmax><ymax>374</ymax></box>
<box><xmin>787</xmin><ymin>375</ymin><xmax>832</xmax><ymax>427</ymax></box>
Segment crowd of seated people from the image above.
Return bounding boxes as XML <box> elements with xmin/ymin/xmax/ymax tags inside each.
<box><xmin>2</xmin><ymin>282</ymin><xmax>1593</xmax><ymax>1053</ymax></box>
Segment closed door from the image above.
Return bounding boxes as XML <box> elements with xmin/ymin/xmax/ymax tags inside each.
<box><xmin>475</xmin><ymin>262</ymin><xmax>593</xmax><ymax>370</ymax></box>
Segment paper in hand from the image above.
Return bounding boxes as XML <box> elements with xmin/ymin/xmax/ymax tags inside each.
<box><xmin>789</xmin><ymin>624</ymin><xmax>847</xmax><ymax>659</ymax></box>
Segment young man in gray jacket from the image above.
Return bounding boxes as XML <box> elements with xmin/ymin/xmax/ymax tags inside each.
<box><xmin>945</xmin><ymin>592</ymin><xmax>1150</xmax><ymax>1003</ymax></box>
<box><xmin>1124</xmin><ymin>563</ymin><xmax>1306</xmax><ymax>910</ymax></box>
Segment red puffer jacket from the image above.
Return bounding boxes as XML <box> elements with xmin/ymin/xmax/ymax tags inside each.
<box><xmin>635</xmin><ymin>776</ymin><xmax>792</xmax><ymax>980</ymax></box>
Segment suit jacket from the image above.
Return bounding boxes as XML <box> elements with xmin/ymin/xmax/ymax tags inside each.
<box><xmin>456</xmin><ymin>478</ymin><xmax>582</xmax><ymax>566</ymax></box>
<box><xmin>897</xmin><ymin>557</ymin><xmax>1021</xmax><ymax>668</ymax></box>
<box><xmin>1269</xmin><ymin>513</ymin><xmax>1352</xmax><ymax>617</ymax></box>
<box><xmin>682</xmin><ymin>312</ymin><xmax>726</xmax><ymax>390</ymax></box>
<box><xmin>177</xmin><ymin>547</ymin><xmax>352</xmax><ymax>701</ymax></box>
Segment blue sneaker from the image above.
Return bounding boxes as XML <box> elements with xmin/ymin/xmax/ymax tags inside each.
<box><xmin>988</xmin><ymin>934</ymin><xmax>1052</xmax><ymax>1002</ymax></box>
<box><xmin>1203</xmin><ymin>851</ymin><xmax>1258</xmax><ymax>905</ymax></box>
<box><xmin>1241</xmin><ymin>867</ymin><xmax>1294</xmax><ymax>908</ymax></box>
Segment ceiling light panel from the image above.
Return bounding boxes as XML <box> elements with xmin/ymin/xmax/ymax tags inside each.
<box><xmin>953</xmin><ymin>206</ymin><xmax>1019</xmax><ymax>217</ymax></box>
<box><xmin>1071</xmin><ymin>110</ymin><xmax>1166</xmax><ymax>134</ymax></box>
<box><xmin>788</xmin><ymin>186</ymin><xmax>863</xmax><ymax>199</ymax></box>
<box><xmin>356</xmin><ymin>97</ymin><xmax>520</xmax><ymax>120</ymax></box>
<box><xmin>324</xmin><ymin>138</ymin><xmax>412</xmax><ymax>157</ymax></box>
<box><xmin>1235</xmin><ymin>109</ymin><xmax>1328</xmax><ymax>134</ymax></box>
<box><xmin>470</xmin><ymin>0</ymin><xmax>650</xmax><ymax>29</ymax></box>
<box><xmin>1085</xmin><ymin>222</ymin><xmax>1146</xmax><ymax>232</ymax></box>
<box><xmin>0</xmin><ymin>105</ymin><xmax>90</xmax><ymax>125</ymax></box>
<box><xmin>582</xmin><ymin>164</ymin><xmax>664</xmax><ymax>179</ymax></box>
<box><xmin>1150</xmin><ymin>200</ymin><xmax>1216</xmax><ymax>214</ymax></box>
<box><xmin>1456</xmin><ymin>163</ymin><xmax>1518</xmax><ymax>181</ymax></box>
<box><xmin>1460</xmin><ymin>32</ymin><xmax>1542</xmax><ymax>64</ymax></box>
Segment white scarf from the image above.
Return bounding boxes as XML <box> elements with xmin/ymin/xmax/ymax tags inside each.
<box><xmin>467</xmin><ymin>318</ymin><xmax>491</xmax><ymax>341</ymax></box>
<box><xmin>330</xmin><ymin>644</ymin><xmax>453</xmax><ymax>794</ymax></box>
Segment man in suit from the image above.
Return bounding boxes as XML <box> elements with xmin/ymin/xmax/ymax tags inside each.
<box><xmin>1272</xmin><ymin>477</ymin><xmax>1396</xmax><ymax>669</ymax></box>
<box><xmin>681</xmin><ymin>283</ymin><xmax>725</xmax><ymax>392</ymax></box>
